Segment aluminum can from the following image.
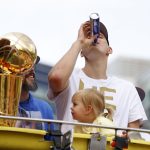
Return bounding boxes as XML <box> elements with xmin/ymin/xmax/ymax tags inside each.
<box><xmin>89</xmin><ymin>13</ymin><xmax>100</xmax><ymax>44</ymax></box>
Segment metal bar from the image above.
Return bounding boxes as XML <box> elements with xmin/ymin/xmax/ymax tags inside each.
<box><xmin>0</xmin><ymin>115</ymin><xmax>150</xmax><ymax>134</ymax></box>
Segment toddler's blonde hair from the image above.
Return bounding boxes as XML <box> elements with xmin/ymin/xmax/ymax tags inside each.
<box><xmin>72</xmin><ymin>88</ymin><xmax>105</xmax><ymax>116</ymax></box>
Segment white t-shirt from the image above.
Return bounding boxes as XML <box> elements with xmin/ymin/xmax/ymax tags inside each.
<box><xmin>49</xmin><ymin>69</ymin><xmax>147</xmax><ymax>133</ymax></box>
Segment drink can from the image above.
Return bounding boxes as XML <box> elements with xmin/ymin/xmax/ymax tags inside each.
<box><xmin>89</xmin><ymin>13</ymin><xmax>100</xmax><ymax>44</ymax></box>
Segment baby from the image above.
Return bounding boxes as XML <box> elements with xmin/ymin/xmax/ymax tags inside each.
<box><xmin>71</xmin><ymin>88</ymin><xmax>115</xmax><ymax>136</ymax></box>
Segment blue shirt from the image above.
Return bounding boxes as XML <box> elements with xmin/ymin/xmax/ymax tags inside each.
<box><xmin>18</xmin><ymin>93</ymin><xmax>54</xmax><ymax>140</ymax></box>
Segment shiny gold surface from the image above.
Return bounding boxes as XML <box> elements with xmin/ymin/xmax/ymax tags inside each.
<box><xmin>0</xmin><ymin>32</ymin><xmax>37</xmax><ymax>74</ymax></box>
<box><xmin>0</xmin><ymin>32</ymin><xmax>37</xmax><ymax>127</ymax></box>
<box><xmin>0</xmin><ymin>74</ymin><xmax>22</xmax><ymax>126</ymax></box>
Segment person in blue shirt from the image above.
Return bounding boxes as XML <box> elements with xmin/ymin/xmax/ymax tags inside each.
<box><xmin>16</xmin><ymin>56</ymin><xmax>54</xmax><ymax>140</ymax></box>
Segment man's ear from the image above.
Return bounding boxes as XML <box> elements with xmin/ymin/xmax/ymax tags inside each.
<box><xmin>80</xmin><ymin>50</ymin><xmax>83</xmax><ymax>57</ymax></box>
<box><xmin>106</xmin><ymin>46</ymin><xmax>113</xmax><ymax>55</ymax></box>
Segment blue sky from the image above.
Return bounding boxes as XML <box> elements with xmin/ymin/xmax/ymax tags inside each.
<box><xmin>0</xmin><ymin>0</ymin><xmax>150</xmax><ymax>67</ymax></box>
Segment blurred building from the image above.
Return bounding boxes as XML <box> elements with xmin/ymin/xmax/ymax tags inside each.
<box><xmin>108</xmin><ymin>56</ymin><xmax>150</xmax><ymax>128</ymax></box>
<box><xmin>108</xmin><ymin>56</ymin><xmax>150</xmax><ymax>117</ymax></box>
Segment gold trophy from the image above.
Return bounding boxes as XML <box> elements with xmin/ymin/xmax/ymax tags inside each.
<box><xmin>0</xmin><ymin>32</ymin><xmax>37</xmax><ymax>126</ymax></box>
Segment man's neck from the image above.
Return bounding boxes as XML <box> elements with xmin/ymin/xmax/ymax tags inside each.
<box><xmin>20</xmin><ymin>91</ymin><xmax>30</xmax><ymax>102</ymax></box>
<box><xmin>83</xmin><ymin>62</ymin><xmax>107</xmax><ymax>79</ymax></box>
<box><xmin>83</xmin><ymin>56</ymin><xmax>108</xmax><ymax>79</ymax></box>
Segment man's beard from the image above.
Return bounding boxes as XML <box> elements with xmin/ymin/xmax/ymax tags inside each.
<box><xmin>22</xmin><ymin>78</ymin><xmax>38</xmax><ymax>92</ymax></box>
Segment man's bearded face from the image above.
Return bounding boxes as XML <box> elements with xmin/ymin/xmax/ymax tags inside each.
<box><xmin>22</xmin><ymin>69</ymin><xmax>38</xmax><ymax>92</ymax></box>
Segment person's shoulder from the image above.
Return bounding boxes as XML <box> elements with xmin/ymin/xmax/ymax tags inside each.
<box><xmin>96</xmin><ymin>116</ymin><xmax>114</xmax><ymax>126</ymax></box>
<box><xmin>71</xmin><ymin>68</ymin><xmax>82</xmax><ymax>80</ymax></box>
<box><xmin>109</xmin><ymin>76</ymin><xmax>134</xmax><ymax>87</ymax></box>
<box><xmin>35</xmin><ymin>98</ymin><xmax>53</xmax><ymax>111</ymax></box>
<box><xmin>31</xmin><ymin>95</ymin><xmax>50</xmax><ymax>106</ymax></box>
<box><xmin>72</xmin><ymin>67</ymin><xmax>81</xmax><ymax>74</ymax></box>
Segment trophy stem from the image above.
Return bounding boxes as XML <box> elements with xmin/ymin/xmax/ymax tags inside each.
<box><xmin>0</xmin><ymin>74</ymin><xmax>22</xmax><ymax>126</ymax></box>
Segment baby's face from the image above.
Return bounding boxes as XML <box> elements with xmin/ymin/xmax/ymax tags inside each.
<box><xmin>71</xmin><ymin>95</ymin><xmax>87</xmax><ymax>122</ymax></box>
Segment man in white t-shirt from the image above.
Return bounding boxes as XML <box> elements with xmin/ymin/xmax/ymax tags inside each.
<box><xmin>47</xmin><ymin>20</ymin><xmax>147</xmax><ymax>133</ymax></box>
